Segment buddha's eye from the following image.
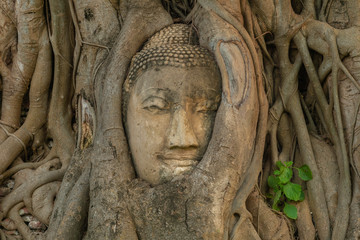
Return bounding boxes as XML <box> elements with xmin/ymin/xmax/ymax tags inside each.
<box><xmin>142</xmin><ymin>97</ymin><xmax>170</xmax><ymax>114</ymax></box>
<box><xmin>195</xmin><ymin>100</ymin><xmax>218</xmax><ymax>113</ymax></box>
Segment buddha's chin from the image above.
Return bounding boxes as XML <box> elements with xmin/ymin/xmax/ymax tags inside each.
<box><xmin>156</xmin><ymin>161</ymin><xmax>198</xmax><ymax>185</ymax></box>
<box><xmin>171</xmin><ymin>165</ymin><xmax>195</xmax><ymax>176</ymax></box>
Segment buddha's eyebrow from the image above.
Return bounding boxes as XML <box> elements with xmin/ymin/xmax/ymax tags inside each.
<box><xmin>138</xmin><ymin>88</ymin><xmax>170</xmax><ymax>99</ymax></box>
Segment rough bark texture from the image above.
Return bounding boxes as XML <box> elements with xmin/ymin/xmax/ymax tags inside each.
<box><xmin>0</xmin><ymin>0</ymin><xmax>359</xmax><ymax>239</ymax></box>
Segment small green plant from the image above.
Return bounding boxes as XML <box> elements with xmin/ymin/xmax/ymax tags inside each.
<box><xmin>267</xmin><ymin>161</ymin><xmax>312</xmax><ymax>220</ymax></box>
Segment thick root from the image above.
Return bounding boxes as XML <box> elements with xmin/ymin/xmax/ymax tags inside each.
<box><xmin>1</xmin><ymin>164</ymin><xmax>64</xmax><ymax>219</ymax></box>
<box><xmin>0</xmin><ymin>0</ymin><xmax>45</xmax><ymax>140</ymax></box>
<box><xmin>246</xmin><ymin>189</ymin><xmax>292</xmax><ymax>240</ymax></box>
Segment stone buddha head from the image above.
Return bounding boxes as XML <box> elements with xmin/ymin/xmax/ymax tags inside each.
<box><xmin>123</xmin><ymin>24</ymin><xmax>221</xmax><ymax>186</ymax></box>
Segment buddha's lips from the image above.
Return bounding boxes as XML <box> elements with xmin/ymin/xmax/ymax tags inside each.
<box><xmin>156</xmin><ymin>153</ymin><xmax>201</xmax><ymax>167</ymax></box>
<box><xmin>163</xmin><ymin>159</ymin><xmax>198</xmax><ymax>167</ymax></box>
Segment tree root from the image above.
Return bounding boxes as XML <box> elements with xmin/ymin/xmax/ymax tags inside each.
<box><xmin>46</xmin><ymin>150</ymin><xmax>90</xmax><ymax>239</ymax></box>
<box><xmin>46</xmin><ymin>0</ymin><xmax>75</xmax><ymax>169</ymax></box>
<box><xmin>255</xmin><ymin>2</ymin><xmax>358</xmax><ymax>237</ymax></box>
<box><xmin>294</xmin><ymin>31</ymin><xmax>351</xmax><ymax>240</ymax></box>
<box><xmin>1</xmin><ymin>168</ymin><xmax>65</xmax><ymax>220</ymax></box>
<box><xmin>8</xmin><ymin>203</ymin><xmax>33</xmax><ymax>240</ymax></box>
<box><xmin>246</xmin><ymin>189</ymin><xmax>292</xmax><ymax>240</ymax></box>
<box><xmin>51</xmin><ymin>163</ymin><xmax>90</xmax><ymax>240</ymax></box>
<box><xmin>0</xmin><ymin>229</ymin><xmax>5</xmax><ymax>240</ymax></box>
<box><xmin>0</xmin><ymin>27</ymin><xmax>52</xmax><ymax>174</ymax></box>
<box><xmin>295</xmin><ymin>191</ymin><xmax>316</xmax><ymax>240</ymax></box>
<box><xmin>287</xmin><ymin>92</ymin><xmax>331</xmax><ymax>240</ymax></box>
<box><xmin>0</xmin><ymin>157</ymin><xmax>49</xmax><ymax>185</ymax></box>
<box><xmin>0</xmin><ymin>0</ymin><xmax>45</xmax><ymax>143</ymax></box>
<box><xmin>31</xmin><ymin>181</ymin><xmax>61</xmax><ymax>225</ymax></box>
<box><xmin>267</xmin><ymin>34</ymin><xmax>331</xmax><ymax>238</ymax></box>
<box><xmin>191</xmin><ymin>4</ymin><xmax>269</xmax><ymax>238</ymax></box>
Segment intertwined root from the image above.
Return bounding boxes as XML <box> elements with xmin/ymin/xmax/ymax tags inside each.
<box><xmin>0</xmin><ymin>0</ymin><xmax>74</xmax><ymax>238</ymax></box>
<box><xmin>261</xmin><ymin>3</ymin><xmax>360</xmax><ymax>238</ymax></box>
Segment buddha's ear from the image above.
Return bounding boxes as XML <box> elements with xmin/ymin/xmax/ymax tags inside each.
<box><xmin>214</xmin><ymin>40</ymin><xmax>253</xmax><ymax>108</ymax></box>
<box><xmin>192</xmin><ymin>2</ymin><xmax>256</xmax><ymax>108</ymax></box>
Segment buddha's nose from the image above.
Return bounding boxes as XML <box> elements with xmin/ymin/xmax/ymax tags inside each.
<box><xmin>167</xmin><ymin>107</ymin><xmax>199</xmax><ymax>149</ymax></box>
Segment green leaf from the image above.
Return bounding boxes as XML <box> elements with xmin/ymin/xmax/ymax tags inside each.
<box><xmin>276</xmin><ymin>161</ymin><xmax>285</xmax><ymax>170</ymax></box>
<box><xmin>278</xmin><ymin>167</ymin><xmax>293</xmax><ymax>184</ymax></box>
<box><xmin>274</xmin><ymin>170</ymin><xmax>281</xmax><ymax>176</ymax></box>
<box><xmin>268</xmin><ymin>175</ymin><xmax>279</xmax><ymax>189</ymax></box>
<box><xmin>297</xmin><ymin>165</ymin><xmax>313</xmax><ymax>181</ymax></box>
<box><xmin>266</xmin><ymin>193</ymin><xmax>273</xmax><ymax>199</ymax></box>
<box><xmin>272</xmin><ymin>190</ymin><xmax>282</xmax><ymax>211</ymax></box>
<box><xmin>299</xmin><ymin>190</ymin><xmax>305</xmax><ymax>201</ymax></box>
<box><xmin>284</xmin><ymin>203</ymin><xmax>298</xmax><ymax>219</ymax></box>
<box><xmin>285</xmin><ymin>161</ymin><xmax>293</xmax><ymax>167</ymax></box>
<box><xmin>283</xmin><ymin>182</ymin><xmax>302</xmax><ymax>201</ymax></box>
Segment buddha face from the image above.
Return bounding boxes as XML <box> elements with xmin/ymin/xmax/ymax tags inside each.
<box><xmin>126</xmin><ymin>65</ymin><xmax>221</xmax><ymax>185</ymax></box>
